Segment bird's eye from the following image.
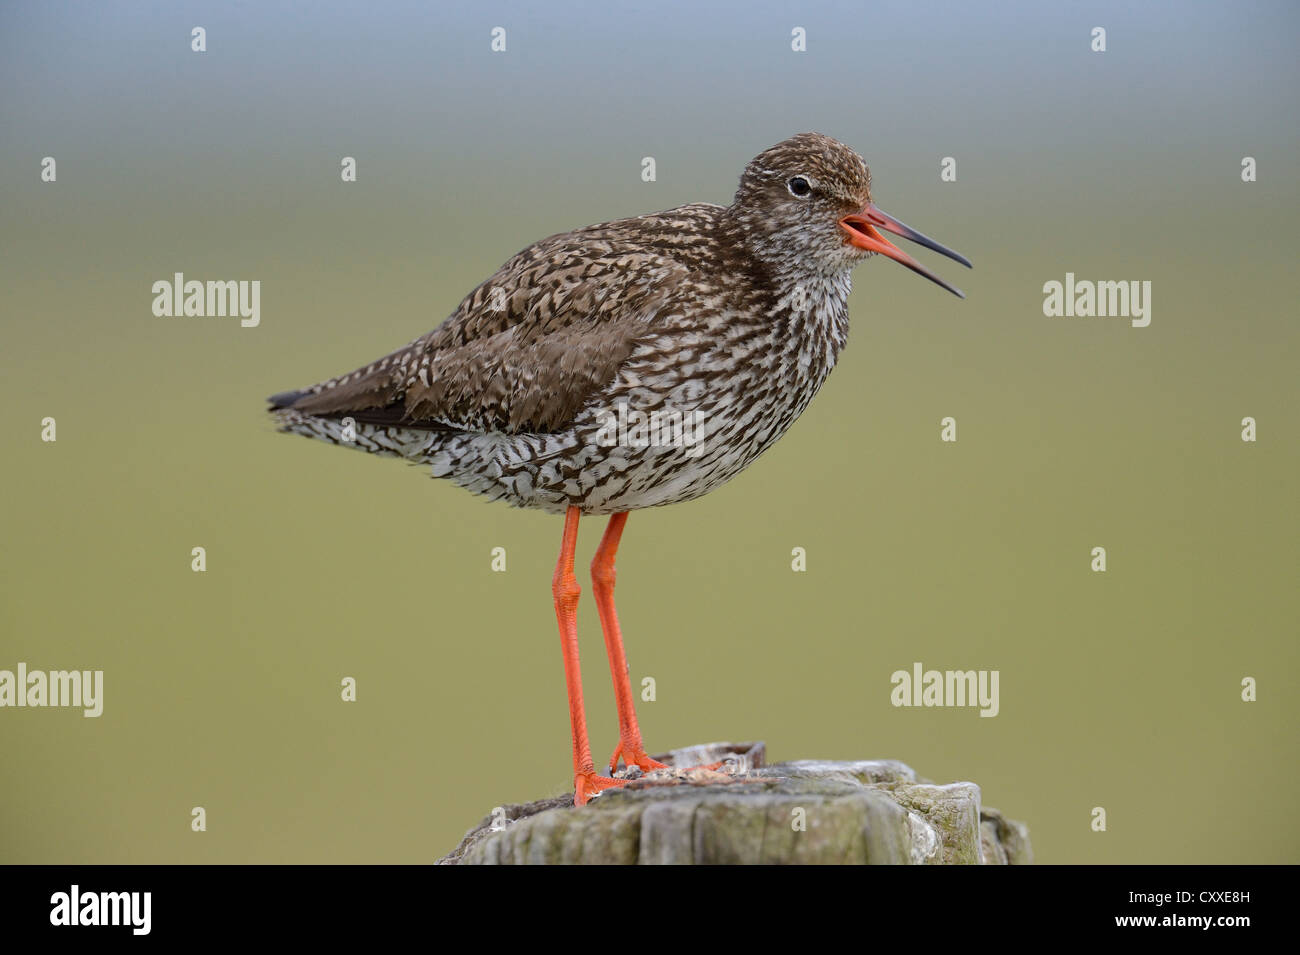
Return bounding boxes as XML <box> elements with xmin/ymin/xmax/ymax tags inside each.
<box><xmin>787</xmin><ymin>176</ymin><xmax>812</xmax><ymax>197</ymax></box>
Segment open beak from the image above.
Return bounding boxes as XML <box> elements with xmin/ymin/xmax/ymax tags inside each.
<box><xmin>839</xmin><ymin>203</ymin><xmax>972</xmax><ymax>298</ymax></box>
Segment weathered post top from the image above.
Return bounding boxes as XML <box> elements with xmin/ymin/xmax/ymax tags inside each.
<box><xmin>439</xmin><ymin>742</ymin><xmax>1032</xmax><ymax>865</ymax></box>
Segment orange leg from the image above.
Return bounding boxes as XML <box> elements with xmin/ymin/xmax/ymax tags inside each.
<box><xmin>553</xmin><ymin>506</ymin><xmax>625</xmax><ymax>806</ymax></box>
<box><xmin>591</xmin><ymin>513</ymin><xmax>669</xmax><ymax>776</ymax></box>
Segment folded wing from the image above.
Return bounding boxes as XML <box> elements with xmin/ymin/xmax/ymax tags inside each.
<box><xmin>273</xmin><ymin>224</ymin><xmax>690</xmax><ymax>435</ymax></box>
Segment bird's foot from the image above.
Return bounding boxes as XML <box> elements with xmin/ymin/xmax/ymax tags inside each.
<box><xmin>608</xmin><ymin>741</ymin><xmax>732</xmax><ymax>776</ymax></box>
<box><xmin>574</xmin><ymin>769</ymin><xmax>627</xmax><ymax>807</ymax></box>
<box><xmin>607</xmin><ymin>740</ymin><xmax>669</xmax><ymax>776</ymax></box>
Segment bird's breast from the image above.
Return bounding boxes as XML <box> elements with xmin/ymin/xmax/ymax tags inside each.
<box><xmin>609</xmin><ymin>277</ymin><xmax>851</xmax><ymax>462</ymax></box>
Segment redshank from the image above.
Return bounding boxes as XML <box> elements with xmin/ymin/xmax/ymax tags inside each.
<box><xmin>268</xmin><ymin>133</ymin><xmax>970</xmax><ymax>805</ymax></box>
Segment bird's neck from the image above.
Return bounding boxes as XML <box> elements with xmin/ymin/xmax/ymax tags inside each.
<box><xmin>770</xmin><ymin>267</ymin><xmax>853</xmax><ymax>376</ymax></box>
<box><xmin>716</xmin><ymin>207</ymin><xmax>853</xmax><ymax>373</ymax></box>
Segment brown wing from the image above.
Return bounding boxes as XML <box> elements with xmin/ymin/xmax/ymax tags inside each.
<box><xmin>273</xmin><ymin>219</ymin><xmax>694</xmax><ymax>434</ymax></box>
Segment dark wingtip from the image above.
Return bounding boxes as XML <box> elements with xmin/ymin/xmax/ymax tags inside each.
<box><xmin>267</xmin><ymin>389</ymin><xmax>306</xmax><ymax>410</ymax></box>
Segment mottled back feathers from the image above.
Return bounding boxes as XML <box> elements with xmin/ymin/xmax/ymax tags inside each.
<box><xmin>278</xmin><ymin>205</ymin><xmax>725</xmax><ymax>434</ymax></box>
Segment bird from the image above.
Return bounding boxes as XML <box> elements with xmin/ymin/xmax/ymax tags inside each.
<box><xmin>268</xmin><ymin>132</ymin><xmax>970</xmax><ymax>806</ymax></box>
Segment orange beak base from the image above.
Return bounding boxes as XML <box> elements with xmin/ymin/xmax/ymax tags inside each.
<box><xmin>839</xmin><ymin>203</ymin><xmax>971</xmax><ymax>298</ymax></box>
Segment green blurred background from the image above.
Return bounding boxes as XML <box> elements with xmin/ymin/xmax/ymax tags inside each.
<box><xmin>1</xmin><ymin>0</ymin><xmax>1296</xmax><ymax>863</ymax></box>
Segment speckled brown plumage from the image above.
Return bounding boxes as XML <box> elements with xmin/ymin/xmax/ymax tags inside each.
<box><xmin>269</xmin><ymin>133</ymin><xmax>967</xmax><ymax>515</ymax></box>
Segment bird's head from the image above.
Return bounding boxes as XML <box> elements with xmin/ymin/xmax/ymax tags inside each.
<box><xmin>728</xmin><ymin>132</ymin><xmax>970</xmax><ymax>297</ymax></box>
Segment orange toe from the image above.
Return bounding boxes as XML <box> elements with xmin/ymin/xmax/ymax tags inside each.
<box><xmin>608</xmin><ymin>740</ymin><xmax>669</xmax><ymax>775</ymax></box>
<box><xmin>574</xmin><ymin>770</ymin><xmax>626</xmax><ymax>807</ymax></box>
